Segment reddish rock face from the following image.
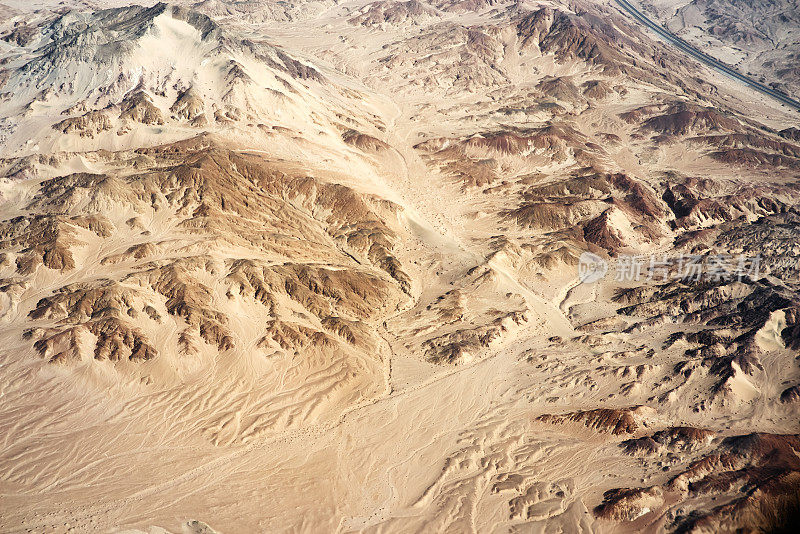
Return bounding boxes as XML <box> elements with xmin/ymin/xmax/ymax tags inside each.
<box><xmin>599</xmin><ymin>431</ymin><xmax>800</xmax><ymax>531</ymax></box>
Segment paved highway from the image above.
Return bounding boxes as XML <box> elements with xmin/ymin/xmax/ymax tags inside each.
<box><xmin>613</xmin><ymin>0</ymin><xmax>800</xmax><ymax>112</ymax></box>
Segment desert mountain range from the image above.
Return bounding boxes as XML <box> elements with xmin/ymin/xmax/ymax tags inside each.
<box><xmin>0</xmin><ymin>0</ymin><xmax>798</xmax><ymax>532</ymax></box>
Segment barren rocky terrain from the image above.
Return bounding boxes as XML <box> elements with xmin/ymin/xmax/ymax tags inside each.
<box><xmin>635</xmin><ymin>0</ymin><xmax>800</xmax><ymax>100</ymax></box>
<box><xmin>0</xmin><ymin>0</ymin><xmax>798</xmax><ymax>532</ymax></box>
